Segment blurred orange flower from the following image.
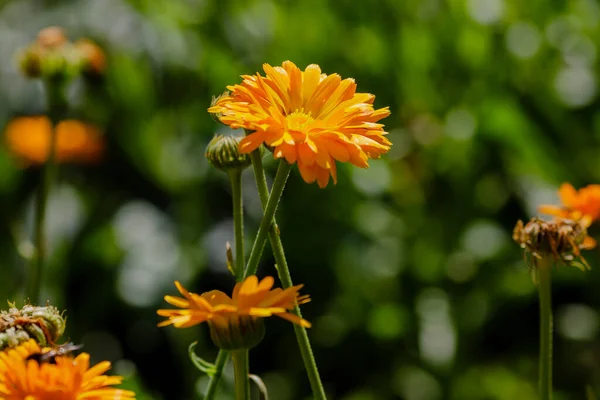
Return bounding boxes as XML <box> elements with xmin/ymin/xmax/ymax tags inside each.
<box><xmin>0</xmin><ymin>339</ymin><xmax>135</xmax><ymax>399</ymax></box>
<box><xmin>208</xmin><ymin>61</ymin><xmax>391</xmax><ymax>188</ymax></box>
<box><xmin>539</xmin><ymin>183</ymin><xmax>600</xmax><ymax>222</ymax></box>
<box><xmin>158</xmin><ymin>275</ymin><xmax>311</xmax><ymax>329</ymax></box>
<box><xmin>4</xmin><ymin>116</ymin><xmax>104</xmax><ymax>165</ymax></box>
<box><xmin>75</xmin><ymin>38</ymin><xmax>106</xmax><ymax>75</ymax></box>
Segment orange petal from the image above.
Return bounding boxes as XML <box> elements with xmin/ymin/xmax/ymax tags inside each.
<box><xmin>559</xmin><ymin>183</ymin><xmax>578</xmax><ymax>208</ymax></box>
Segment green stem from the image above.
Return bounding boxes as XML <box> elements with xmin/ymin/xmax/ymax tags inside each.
<box><xmin>230</xmin><ymin>169</ymin><xmax>245</xmax><ymax>281</ymax></box>
<box><xmin>27</xmin><ymin>79</ymin><xmax>66</xmax><ymax>303</ymax></box>
<box><xmin>247</xmin><ymin>155</ymin><xmax>327</xmax><ymax>400</ymax></box>
<box><xmin>537</xmin><ymin>258</ymin><xmax>553</xmax><ymax>400</ymax></box>
<box><xmin>204</xmin><ymin>350</ymin><xmax>229</xmax><ymax>400</ymax></box>
<box><xmin>244</xmin><ymin>156</ymin><xmax>290</xmax><ymax>278</ymax></box>
<box><xmin>204</xmin><ymin>168</ymin><xmax>246</xmax><ymax>399</ymax></box>
<box><xmin>232</xmin><ymin>350</ymin><xmax>250</xmax><ymax>400</ymax></box>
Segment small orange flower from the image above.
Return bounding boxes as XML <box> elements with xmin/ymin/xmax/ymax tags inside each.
<box><xmin>158</xmin><ymin>275</ymin><xmax>311</xmax><ymax>329</ymax></box>
<box><xmin>4</xmin><ymin>116</ymin><xmax>104</xmax><ymax>165</ymax></box>
<box><xmin>75</xmin><ymin>39</ymin><xmax>106</xmax><ymax>75</ymax></box>
<box><xmin>539</xmin><ymin>183</ymin><xmax>600</xmax><ymax>222</ymax></box>
<box><xmin>0</xmin><ymin>339</ymin><xmax>135</xmax><ymax>399</ymax></box>
<box><xmin>208</xmin><ymin>61</ymin><xmax>391</xmax><ymax>188</ymax></box>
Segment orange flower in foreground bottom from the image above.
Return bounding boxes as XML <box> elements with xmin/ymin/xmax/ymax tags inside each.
<box><xmin>539</xmin><ymin>183</ymin><xmax>600</xmax><ymax>222</ymax></box>
<box><xmin>208</xmin><ymin>61</ymin><xmax>391</xmax><ymax>188</ymax></box>
<box><xmin>4</xmin><ymin>116</ymin><xmax>104</xmax><ymax>165</ymax></box>
<box><xmin>0</xmin><ymin>339</ymin><xmax>135</xmax><ymax>399</ymax></box>
<box><xmin>158</xmin><ymin>275</ymin><xmax>311</xmax><ymax>349</ymax></box>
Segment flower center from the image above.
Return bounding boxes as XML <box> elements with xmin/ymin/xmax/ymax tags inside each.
<box><xmin>286</xmin><ymin>111</ymin><xmax>314</xmax><ymax>132</ymax></box>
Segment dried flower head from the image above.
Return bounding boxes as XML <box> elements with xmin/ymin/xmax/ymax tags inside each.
<box><xmin>4</xmin><ymin>116</ymin><xmax>104</xmax><ymax>165</ymax></box>
<box><xmin>513</xmin><ymin>217</ymin><xmax>597</xmax><ymax>270</ymax></box>
<box><xmin>158</xmin><ymin>275</ymin><xmax>311</xmax><ymax>350</ymax></box>
<box><xmin>539</xmin><ymin>183</ymin><xmax>600</xmax><ymax>222</ymax></box>
<box><xmin>0</xmin><ymin>339</ymin><xmax>135</xmax><ymax>399</ymax></box>
<box><xmin>208</xmin><ymin>61</ymin><xmax>391</xmax><ymax>188</ymax></box>
<box><xmin>0</xmin><ymin>303</ymin><xmax>65</xmax><ymax>350</ymax></box>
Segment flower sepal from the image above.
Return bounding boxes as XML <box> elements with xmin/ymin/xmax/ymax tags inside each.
<box><xmin>208</xmin><ymin>315</ymin><xmax>265</xmax><ymax>350</ymax></box>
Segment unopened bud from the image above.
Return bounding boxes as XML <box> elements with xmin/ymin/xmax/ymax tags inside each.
<box><xmin>205</xmin><ymin>134</ymin><xmax>252</xmax><ymax>172</ymax></box>
<box><xmin>209</xmin><ymin>91</ymin><xmax>230</xmax><ymax>124</ymax></box>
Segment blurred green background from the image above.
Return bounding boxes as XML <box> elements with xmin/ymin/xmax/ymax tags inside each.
<box><xmin>1</xmin><ymin>0</ymin><xmax>600</xmax><ymax>399</ymax></box>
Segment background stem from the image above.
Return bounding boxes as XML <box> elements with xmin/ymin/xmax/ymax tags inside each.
<box><xmin>27</xmin><ymin>79</ymin><xmax>67</xmax><ymax>303</ymax></box>
<box><xmin>537</xmin><ymin>258</ymin><xmax>553</xmax><ymax>400</ymax></box>
<box><xmin>247</xmin><ymin>155</ymin><xmax>327</xmax><ymax>399</ymax></box>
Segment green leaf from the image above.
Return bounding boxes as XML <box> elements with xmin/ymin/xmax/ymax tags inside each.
<box><xmin>226</xmin><ymin>242</ymin><xmax>235</xmax><ymax>276</ymax></box>
<box><xmin>249</xmin><ymin>374</ymin><xmax>269</xmax><ymax>400</ymax></box>
<box><xmin>188</xmin><ymin>342</ymin><xmax>217</xmax><ymax>376</ymax></box>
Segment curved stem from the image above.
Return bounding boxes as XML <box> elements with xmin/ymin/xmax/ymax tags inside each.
<box><xmin>204</xmin><ymin>350</ymin><xmax>229</xmax><ymax>400</ymax></box>
<box><xmin>537</xmin><ymin>257</ymin><xmax>553</xmax><ymax>400</ymax></box>
<box><xmin>247</xmin><ymin>155</ymin><xmax>327</xmax><ymax>399</ymax></box>
<box><xmin>230</xmin><ymin>170</ymin><xmax>245</xmax><ymax>281</ymax></box>
<box><xmin>27</xmin><ymin>79</ymin><xmax>66</xmax><ymax>303</ymax></box>
<box><xmin>232</xmin><ymin>350</ymin><xmax>250</xmax><ymax>400</ymax></box>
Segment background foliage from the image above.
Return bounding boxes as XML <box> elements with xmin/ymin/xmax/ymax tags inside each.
<box><xmin>1</xmin><ymin>0</ymin><xmax>600</xmax><ymax>399</ymax></box>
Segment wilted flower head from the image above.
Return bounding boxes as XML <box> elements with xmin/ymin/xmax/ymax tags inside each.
<box><xmin>513</xmin><ymin>217</ymin><xmax>596</xmax><ymax>270</ymax></box>
<box><xmin>0</xmin><ymin>339</ymin><xmax>135</xmax><ymax>399</ymax></box>
<box><xmin>539</xmin><ymin>183</ymin><xmax>600</xmax><ymax>222</ymax></box>
<box><xmin>4</xmin><ymin>116</ymin><xmax>104</xmax><ymax>165</ymax></box>
<box><xmin>158</xmin><ymin>275</ymin><xmax>311</xmax><ymax>349</ymax></box>
<box><xmin>0</xmin><ymin>303</ymin><xmax>65</xmax><ymax>350</ymax></box>
<box><xmin>208</xmin><ymin>61</ymin><xmax>391</xmax><ymax>188</ymax></box>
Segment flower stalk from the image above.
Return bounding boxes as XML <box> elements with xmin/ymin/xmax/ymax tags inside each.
<box><xmin>230</xmin><ymin>169</ymin><xmax>245</xmax><ymax>280</ymax></box>
<box><xmin>205</xmin><ymin>158</ymin><xmax>247</xmax><ymax>400</ymax></box>
<box><xmin>232</xmin><ymin>350</ymin><xmax>250</xmax><ymax>400</ymax></box>
<box><xmin>27</xmin><ymin>79</ymin><xmax>67</xmax><ymax>303</ymax></box>
<box><xmin>537</xmin><ymin>256</ymin><xmax>553</xmax><ymax>400</ymax></box>
<box><xmin>204</xmin><ymin>350</ymin><xmax>229</xmax><ymax>399</ymax></box>
<box><xmin>247</xmin><ymin>154</ymin><xmax>327</xmax><ymax>399</ymax></box>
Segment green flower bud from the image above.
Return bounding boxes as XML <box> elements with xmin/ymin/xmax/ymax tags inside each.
<box><xmin>208</xmin><ymin>316</ymin><xmax>265</xmax><ymax>350</ymax></box>
<box><xmin>205</xmin><ymin>134</ymin><xmax>253</xmax><ymax>172</ymax></box>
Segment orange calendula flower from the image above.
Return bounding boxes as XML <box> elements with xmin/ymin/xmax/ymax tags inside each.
<box><xmin>539</xmin><ymin>183</ymin><xmax>600</xmax><ymax>222</ymax></box>
<box><xmin>4</xmin><ymin>116</ymin><xmax>104</xmax><ymax>165</ymax></box>
<box><xmin>158</xmin><ymin>276</ymin><xmax>311</xmax><ymax>349</ymax></box>
<box><xmin>0</xmin><ymin>339</ymin><xmax>135</xmax><ymax>399</ymax></box>
<box><xmin>208</xmin><ymin>61</ymin><xmax>391</xmax><ymax>188</ymax></box>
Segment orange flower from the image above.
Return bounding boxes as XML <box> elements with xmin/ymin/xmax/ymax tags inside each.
<box><xmin>4</xmin><ymin>116</ymin><xmax>104</xmax><ymax>165</ymax></box>
<box><xmin>158</xmin><ymin>275</ymin><xmax>311</xmax><ymax>329</ymax></box>
<box><xmin>539</xmin><ymin>183</ymin><xmax>600</xmax><ymax>222</ymax></box>
<box><xmin>208</xmin><ymin>61</ymin><xmax>391</xmax><ymax>188</ymax></box>
<box><xmin>75</xmin><ymin>39</ymin><xmax>106</xmax><ymax>75</ymax></box>
<box><xmin>0</xmin><ymin>339</ymin><xmax>135</xmax><ymax>399</ymax></box>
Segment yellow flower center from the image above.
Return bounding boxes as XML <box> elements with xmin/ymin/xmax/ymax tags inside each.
<box><xmin>286</xmin><ymin>111</ymin><xmax>314</xmax><ymax>133</ymax></box>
